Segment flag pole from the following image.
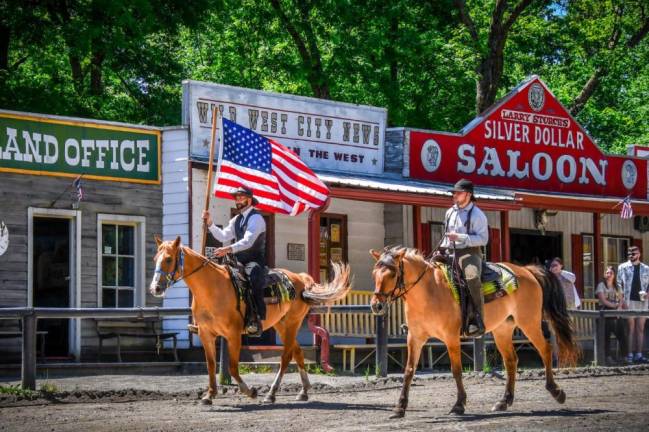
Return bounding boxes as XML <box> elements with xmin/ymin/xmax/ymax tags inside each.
<box><xmin>201</xmin><ymin>107</ymin><xmax>219</xmax><ymax>255</ymax></box>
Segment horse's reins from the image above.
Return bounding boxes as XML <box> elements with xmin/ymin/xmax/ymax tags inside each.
<box><xmin>376</xmin><ymin>253</ymin><xmax>430</xmax><ymax>302</ymax></box>
<box><xmin>155</xmin><ymin>246</ymin><xmax>211</xmax><ymax>289</ymax></box>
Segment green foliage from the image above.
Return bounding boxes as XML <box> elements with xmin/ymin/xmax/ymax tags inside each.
<box><xmin>0</xmin><ymin>384</ymin><xmax>37</xmax><ymax>398</ymax></box>
<box><xmin>39</xmin><ymin>382</ymin><xmax>58</xmax><ymax>394</ymax></box>
<box><xmin>1</xmin><ymin>0</ymin><xmax>647</xmax><ymax>153</ymax></box>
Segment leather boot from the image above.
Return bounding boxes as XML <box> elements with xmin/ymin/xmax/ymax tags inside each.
<box><xmin>466</xmin><ymin>279</ymin><xmax>485</xmax><ymax>338</ymax></box>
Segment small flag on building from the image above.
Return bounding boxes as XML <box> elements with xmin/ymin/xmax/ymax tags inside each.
<box><xmin>620</xmin><ymin>195</ymin><xmax>633</xmax><ymax>219</ymax></box>
<box><xmin>214</xmin><ymin>118</ymin><xmax>329</xmax><ymax>215</ymax></box>
<box><xmin>72</xmin><ymin>175</ymin><xmax>84</xmax><ymax>202</ymax></box>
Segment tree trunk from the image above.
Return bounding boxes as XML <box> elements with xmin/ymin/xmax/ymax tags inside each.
<box><xmin>90</xmin><ymin>50</ymin><xmax>104</xmax><ymax>96</ymax></box>
<box><xmin>0</xmin><ymin>25</ymin><xmax>9</xmax><ymax>71</ymax></box>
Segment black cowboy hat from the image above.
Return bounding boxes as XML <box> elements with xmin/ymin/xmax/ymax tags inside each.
<box><xmin>231</xmin><ymin>186</ymin><xmax>259</xmax><ymax>206</ymax></box>
<box><xmin>449</xmin><ymin>179</ymin><xmax>476</xmax><ymax>201</ymax></box>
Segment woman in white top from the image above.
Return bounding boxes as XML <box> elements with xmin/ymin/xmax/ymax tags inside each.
<box><xmin>595</xmin><ymin>266</ymin><xmax>629</xmax><ymax>365</ymax></box>
<box><xmin>549</xmin><ymin>257</ymin><xmax>581</xmax><ymax>310</ymax></box>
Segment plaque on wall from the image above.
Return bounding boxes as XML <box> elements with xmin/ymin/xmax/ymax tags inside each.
<box><xmin>287</xmin><ymin>243</ymin><xmax>305</xmax><ymax>261</ymax></box>
<box><xmin>330</xmin><ymin>224</ymin><xmax>340</xmax><ymax>243</ymax></box>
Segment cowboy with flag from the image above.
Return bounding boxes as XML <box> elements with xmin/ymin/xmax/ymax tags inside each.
<box><xmin>198</xmin><ymin>116</ymin><xmax>329</xmax><ymax>336</ymax></box>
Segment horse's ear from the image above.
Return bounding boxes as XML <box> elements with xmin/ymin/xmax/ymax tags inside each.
<box><xmin>154</xmin><ymin>235</ymin><xmax>162</xmax><ymax>247</ymax></box>
<box><xmin>172</xmin><ymin>236</ymin><xmax>181</xmax><ymax>248</ymax></box>
<box><xmin>370</xmin><ymin>249</ymin><xmax>381</xmax><ymax>261</ymax></box>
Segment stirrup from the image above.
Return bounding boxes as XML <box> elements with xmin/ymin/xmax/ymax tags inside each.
<box><xmin>187</xmin><ymin>324</ymin><xmax>199</xmax><ymax>334</ymax></box>
<box><xmin>465</xmin><ymin>323</ymin><xmax>485</xmax><ymax>338</ymax></box>
<box><xmin>245</xmin><ymin>319</ymin><xmax>262</xmax><ymax>337</ymax></box>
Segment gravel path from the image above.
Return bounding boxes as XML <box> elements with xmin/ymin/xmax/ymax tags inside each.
<box><xmin>1</xmin><ymin>365</ymin><xmax>648</xmax><ymax>431</ymax></box>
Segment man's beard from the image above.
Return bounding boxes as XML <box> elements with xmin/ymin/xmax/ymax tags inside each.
<box><xmin>235</xmin><ymin>202</ymin><xmax>247</xmax><ymax>210</ymax></box>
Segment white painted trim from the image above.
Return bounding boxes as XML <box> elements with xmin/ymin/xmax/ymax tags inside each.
<box><xmin>27</xmin><ymin>207</ymin><xmax>81</xmax><ymax>359</ymax></box>
<box><xmin>96</xmin><ymin>214</ymin><xmax>146</xmax><ymax>307</ymax></box>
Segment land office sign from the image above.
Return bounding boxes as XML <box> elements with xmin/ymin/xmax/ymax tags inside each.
<box><xmin>408</xmin><ymin>77</ymin><xmax>648</xmax><ymax>199</ymax></box>
<box><xmin>0</xmin><ymin>112</ymin><xmax>160</xmax><ymax>184</ymax></box>
<box><xmin>182</xmin><ymin>80</ymin><xmax>387</xmax><ymax>174</ymax></box>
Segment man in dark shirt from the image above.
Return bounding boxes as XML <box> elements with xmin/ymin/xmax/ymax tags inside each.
<box><xmin>617</xmin><ymin>246</ymin><xmax>649</xmax><ymax>363</ymax></box>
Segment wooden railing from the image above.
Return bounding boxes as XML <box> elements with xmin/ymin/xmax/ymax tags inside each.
<box><xmin>319</xmin><ymin>290</ymin><xmax>405</xmax><ymax>338</ymax></box>
<box><xmin>318</xmin><ymin>292</ymin><xmax>601</xmax><ymax>342</ymax></box>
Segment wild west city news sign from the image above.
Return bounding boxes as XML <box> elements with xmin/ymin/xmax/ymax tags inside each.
<box><xmin>409</xmin><ymin>77</ymin><xmax>648</xmax><ymax>200</ymax></box>
<box><xmin>0</xmin><ymin>112</ymin><xmax>160</xmax><ymax>184</ymax></box>
<box><xmin>182</xmin><ymin>80</ymin><xmax>387</xmax><ymax>175</ymax></box>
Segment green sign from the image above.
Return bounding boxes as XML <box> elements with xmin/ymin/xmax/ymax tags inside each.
<box><xmin>0</xmin><ymin>112</ymin><xmax>160</xmax><ymax>184</ymax></box>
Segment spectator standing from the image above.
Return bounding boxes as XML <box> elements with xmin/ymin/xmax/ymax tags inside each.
<box><xmin>617</xmin><ymin>246</ymin><xmax>649</xmax><ymax>364</ymax></box>
<box><xmin>596</xmin><ymin>266</ymin><xmax>628</xmax><ymax>365</ymax></box>
<box><xmin>549</xmin><ymin>257</ymin><xmax>581</xmax><ymax>310</ymax></box>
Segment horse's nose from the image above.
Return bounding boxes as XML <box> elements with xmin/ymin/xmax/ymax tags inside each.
<box><xmin>371</xmin><ymin>301</ymin><xmax>386</xmax><ymax>316</ymax></box>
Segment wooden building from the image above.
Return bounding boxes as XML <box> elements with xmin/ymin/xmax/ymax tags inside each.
<box><xmin>0</xmin><ymin>110</ymin><xmax>163</xmax><ymax>361</ymax></box>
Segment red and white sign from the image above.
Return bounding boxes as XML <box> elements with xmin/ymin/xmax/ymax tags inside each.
<box><xmin>409</xmin><ymin>77</ymin><xmax>647</xmax><ymax>199</ymax></box>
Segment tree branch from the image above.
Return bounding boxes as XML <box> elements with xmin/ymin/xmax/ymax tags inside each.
<box><xmin>503</xmin><ymin>0</ymin><xmax>537</xmax><ymax>33</ymax></box>
<box><xmin>453</xmin><ymin>0</ymin><xmax>479</xmax><ymax>42</ymax></box>
<box><xmin>269</xmin><ymin>0</ymin><xmax>312</xmax><ymax>71</ymax></box>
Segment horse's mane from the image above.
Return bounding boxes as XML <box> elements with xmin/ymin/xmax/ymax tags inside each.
<box><xmin>381</xmin><ymin>246</ymin><xmax>430</xmax><ymax>268</ymax></box>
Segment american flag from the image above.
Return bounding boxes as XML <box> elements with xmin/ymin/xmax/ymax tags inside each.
<box><xmin>214</xmin><ymin>118</ymin><xmax>329</xmax><ymax>215</ymax></box>
<box><xmin>621</xmin><ymin>195</ymin><xmax>634</xmax><ymax>219</ymax></box>
<box><xmin>72</xmin><ymin>175</ymin><xmax>83</xmax><ymax>202</ymax></box>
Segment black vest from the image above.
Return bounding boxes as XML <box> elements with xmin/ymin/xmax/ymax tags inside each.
<box><xmin>234</xmin><ymin>209</ymin><xmax>266</xmax><ymax>265</ymax></box>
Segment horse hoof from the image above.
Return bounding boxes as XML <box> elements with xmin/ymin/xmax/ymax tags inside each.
<box><xmin>200</xmin><ymin>397</ymin><xmax>213</xmax><ymax>405</ymax></box>
<box><xmin>491</xmin><ymin>401</ymin><xmax>507</xmax><ymax>412</ymax></box>
<box><xmin>389</xmin><ymin>409</ymin><xmax>405</xmax><ymax>419</ymax></box>
<box><xmin>449</xmin><ymin>404</ymin><xmax>465</xmax><ymax>415</ymax></box>
<box><xmin>249</xmin><ymin>387</ymin><xmax>258</xmax><ymax>399</ymax></box>
<box><xmin>262</xmin><ymin>395</ymin><xmax>276</xmax><ymax>404</ymax></box>
<box><xmin>554</xmin><ymin>389</ymin><xmax>566</xmax><ymax>404</ymax></box>
<box><xmin>296</xmin><ymin>392</ymin><xmax>309</xmax><ymax>402</ymax></box>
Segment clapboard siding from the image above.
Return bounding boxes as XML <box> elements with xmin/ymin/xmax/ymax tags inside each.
<box><xmin>1</xmin><ymin>145</ymin><xmax>163</xmax><ymax>359</ymax></box>
<box><xmin>161</xmin><ymin>128</ymin><xmax>191</xmax><ymax>348</ymax></box>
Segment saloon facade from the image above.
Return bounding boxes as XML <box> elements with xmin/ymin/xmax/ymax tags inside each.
<box><xmin>0</xmin><ymin>110</ymin><xmax>163</xmax><ymax>360</ymax></box>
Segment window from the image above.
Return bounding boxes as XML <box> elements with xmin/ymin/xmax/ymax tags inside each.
<box><xmin>319</xmin><ymin>214</ymin><xmax>347</xmax><ymax>282</ymax></box>
<box><xmin>604</xmin><ymin>236</ymin><xmax>629</xmax><ymax>273</ymax></box>
<box><xmin>97</xmin><ymin>215</ymin><xmax>145</xmax><ymax>308</ymax></box>
<box><xmin>582</xmin><ymin>235</ymin><xmax>629</xmax><ymax>298</ymax></box>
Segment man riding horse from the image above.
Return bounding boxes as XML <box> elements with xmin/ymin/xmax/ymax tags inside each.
<box><xmin>437</xmin><ymin>179</ymin><xmax>488</xmax><ymax>337</ymax></box>
<box><xmin>202</xmin><ymin>186</ymin><xmax>266</xmax><ymax>335</ymax></box>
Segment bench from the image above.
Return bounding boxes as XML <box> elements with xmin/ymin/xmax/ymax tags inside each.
<box><xmin>95</xmin><ymin>318</ymin><xmax>179</xmax><ymax>362</ymax></box>
<box><xmin>0</xmin><ymin>330</ymin><xmax>48</xmax><ymax>359</ymax></box>
<box><xmin>319</xmin><ymin>291</ymin><xmax>601</xmax><ymax>372</ymax></box>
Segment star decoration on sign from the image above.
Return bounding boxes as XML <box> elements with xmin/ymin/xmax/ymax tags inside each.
<box><xmin>372</xmin><ymin>158</ymin><xmax>378</xmax><ymax>166</ymax></box>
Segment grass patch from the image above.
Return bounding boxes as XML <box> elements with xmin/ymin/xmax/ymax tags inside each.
<box><xmin>306</xmin><ymin>363</ymin><xmax>335</xmax><ymax>376</ymax></box>
<box><xmin>39</xmin><ymin>382</ymin><xmax>58</xmax><ymax>394</ymax></box>
<box><xmin>238</xmin><ymin>364</ymin><xmax>274</xmax><ymax>374</ymax></box>
<box><xmin>0</xmin><ymin>384</ymin><xmax>37</xmax><ymax>398</ymax></box>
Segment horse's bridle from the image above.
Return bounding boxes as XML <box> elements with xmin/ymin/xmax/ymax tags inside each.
<box><xmin>155</xmin><ymin>246</ymin><xmax>210</xmax><ymax>290</ymax></box>
<box><xmin>374</xmin><ymin>253</ymin><xmax>429</xmax><ymax>303</ymax></box>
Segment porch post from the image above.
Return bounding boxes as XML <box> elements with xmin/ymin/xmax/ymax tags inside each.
<box><xmin>500</xmin><ymin>211</ymin><xmax>510</xmax><ymax>262</ymax></box>
<box><xmin>413</xmin><ymin>205</ymin><xmax>423</xmax><ymax>250</ymax></box>
<box><xmin>593</xmin><ymin>213</ymin><xmax>602</xmax><ymax>283</ymax></box>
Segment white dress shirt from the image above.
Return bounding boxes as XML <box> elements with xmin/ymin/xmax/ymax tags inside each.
<box><xmin>208</xmin><ymin>207</ymin><xmax>266</xmax><ymax>254</ymax></box>
<box><xmin>440</xmin><ymin>202</ymin><xmax>489</xmax><ymax>249</ymax></box>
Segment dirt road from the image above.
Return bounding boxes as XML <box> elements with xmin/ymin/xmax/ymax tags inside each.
<box><xmin>1</xmin><ymin>366</ymin><xmax>648</xmax><ymax>431</ymax></box>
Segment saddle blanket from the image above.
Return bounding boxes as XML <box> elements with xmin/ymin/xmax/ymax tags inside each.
<box><xmin>229</xmin><ymin>267</ymin><xmax>296</xmax><ymax>305</ymax></box>
<box><xmin>438</xmin><ymin>262</ymin><xmax>518</xmax><ymax>304</ymax></box>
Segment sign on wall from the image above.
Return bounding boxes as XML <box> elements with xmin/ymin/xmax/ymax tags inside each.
<box><xmin>0</xmin><ymin>112</ymin><xmax>160</xmax><ymax>184</ymax></box>
<box><xmin>182</xmin><ymin>80</ymin><xmax>387</xmax><ymax>175</ymax></box>
<box><xmin>408</xmin><ymin>77</ymin><xmax>648</xmax><ymax>199</ymax></box>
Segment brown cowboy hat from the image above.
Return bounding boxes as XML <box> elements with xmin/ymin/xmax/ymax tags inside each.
<box><xmin>231</xmin><ymin>186</ymin><xmax>259</xmax><ymax>206</ymax></box>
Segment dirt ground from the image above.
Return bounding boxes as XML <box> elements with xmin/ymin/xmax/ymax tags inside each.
<box><xmin>1</xmin><ymin>365</ymin><xmax>648</xmax><ymax>432</ymax></box>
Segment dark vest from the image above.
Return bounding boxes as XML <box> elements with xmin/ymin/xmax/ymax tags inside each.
<box><xmin>234</xmin><ymin>209</ymin><xmax>266</xmax><ymax>265</ymax></box>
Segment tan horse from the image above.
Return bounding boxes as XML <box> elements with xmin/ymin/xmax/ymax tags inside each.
<box><xmin>370</xmin><ymin>247</ymin><xmax>579</xmax><ymax>418</ymax></box>
<box><xmin>150</xmin><ymin>236</ymin><xmax>352</xmax><ymax>404</ymax></box>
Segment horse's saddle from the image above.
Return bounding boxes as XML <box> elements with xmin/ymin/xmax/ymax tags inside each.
<box><xmin>439</xmin><ymin>261</ymin><xmax>519</xmax><ymax>304</ymax></box>
<box><xmin>228</xmin><ymin>265</ymin><xmax>296</xmax><ymax>305</ymax></box>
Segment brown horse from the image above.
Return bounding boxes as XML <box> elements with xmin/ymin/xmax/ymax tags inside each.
<box><xmin>150</xmin><ymin>236</ymin><xmax>352</xmax><ymax>404</ymax></box>
<box><xmin>370</xmin><ymin>247</ymin><xmax>579</xmax><ymax>418</ymax></box>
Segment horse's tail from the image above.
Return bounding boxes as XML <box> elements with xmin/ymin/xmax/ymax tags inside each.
<box><xmin>526</xmin><ymin>265</ymin><xmax>580</xmax><ymax>367</ymax></box>
<box><xmin>301</xmin><ymin>262</ymin><xmax>353</xmax><ymax>305</ymax></box>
